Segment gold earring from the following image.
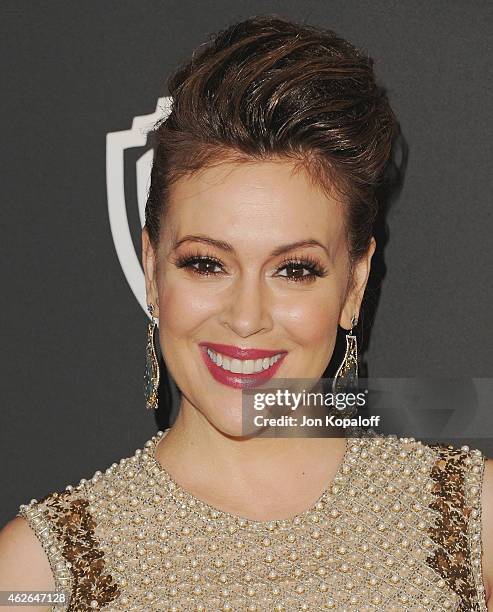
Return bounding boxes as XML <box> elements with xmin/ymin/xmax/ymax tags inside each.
<box><xmin>144</xmin><ymin>303</ymin><xmax>160</xmax><ymax>410</ymax></box>
<box><xmin>331</xmin><ymin>314</ymin><xmax>359</xmax><ymax>415</ymax></box>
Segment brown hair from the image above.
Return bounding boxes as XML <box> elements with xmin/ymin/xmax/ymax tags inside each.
<box><xmin>145</xmin><ymin>15</ymin><xmax>398</xmax><ymax>272</ymax></box>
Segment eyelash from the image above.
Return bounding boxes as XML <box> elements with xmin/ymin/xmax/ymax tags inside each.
<box><xmin>172</xmin><ymin>250</ymin><xmax>328</xmax><ymax>283</ymax></box>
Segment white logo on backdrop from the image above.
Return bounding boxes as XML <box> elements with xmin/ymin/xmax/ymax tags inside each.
<box><xmin>106</xmin><ymin>97</ymin><xmax>172</xmax><ymax>317</ymax></box>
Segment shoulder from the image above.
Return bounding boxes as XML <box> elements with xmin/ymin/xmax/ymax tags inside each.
<box><xmin>0</xmin><ymin>458</ymin><xmax>119</xmax><ymax>595</ymax></box>
<box><xmin>405</xmin><ymin>436</ymin><xmax>489</xmax><ymax>607</ymax></box>
<box><xmin>480</xmin><ymin>458</ymin><xmax>493</xmax><ymax>604</ymax></box>
<box><xmin>0</xmin><ymin>516</ymin><xmax>54</xmax><ymax>585</ymax></box>
<box><xmin>1</xmin><ymin>486</ymin><xmax>91</xmax><ymax>606</ymax></box>
<box><xmin>363</xmin><ymin>433</ymin><xmax>489</xmax><ymax>606</ymax></box>
<box><xmin>0</xmin><ymin>516</ymin><xmax>54</xmax><ymax>611</ymax></box>
<box><xmin>0</xmin><ymin>434</ymin><xmax>160</xmax><ymax>607</ymax></box>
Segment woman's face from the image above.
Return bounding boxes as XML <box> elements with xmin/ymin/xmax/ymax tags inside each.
<box><xmin>143</xmin><ymin>158</ymin><xmax>375</xmax><ymax>436</ymax></box>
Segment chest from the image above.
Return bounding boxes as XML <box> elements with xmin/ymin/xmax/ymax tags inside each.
<box><xmin>93</xmin><ymin>492</ymin><xmax>461</xmax><ymax>611</ymax></box>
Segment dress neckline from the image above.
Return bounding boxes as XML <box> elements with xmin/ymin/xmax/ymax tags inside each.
<box><xmin>145</xmin><ymin>428</ymin><xmax>357</xmax><ymax>531</ymax></box>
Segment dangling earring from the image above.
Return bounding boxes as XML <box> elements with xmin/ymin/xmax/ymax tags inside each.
<box><xmin>331</xmin><ymin>314</ymin><xmax>359</xmax><ymax>416</ymax></box>
<box><xmin>144</xmin><ymin>303</ymin><xmax>160</xmax><ymax>410</ymax></box>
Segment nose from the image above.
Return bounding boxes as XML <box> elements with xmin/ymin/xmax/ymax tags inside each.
<box><xmin>218</xmin><ymin>272</ymin><xmax>273</xmax><ymax>338</ymax></box>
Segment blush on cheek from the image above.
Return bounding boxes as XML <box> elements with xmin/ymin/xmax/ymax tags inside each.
<box><xmin>280</xmin><ymin>299</ymin><xmax>340</xmax><ymax>348</ymax></box>
<box><xmin>278</xmin><ymin>299</ymin><xmax>340</xmax><ymax>377</ymax></box>
<box><xmin>158</xmin><ymin>281</ymin><xmax>221</xmax><ymax>337</ymax></box>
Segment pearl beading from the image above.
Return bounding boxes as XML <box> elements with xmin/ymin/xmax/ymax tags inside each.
<box><xmin>17</xmin><ymin>430</ymin><xmax>488</xmax><ymax>611</ymax></box>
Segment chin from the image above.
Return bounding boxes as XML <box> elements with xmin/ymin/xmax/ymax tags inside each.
<box><xmin>201</xmin><ymin>402</ymin><xmax>253</xmax><ymax>439</ymax></box>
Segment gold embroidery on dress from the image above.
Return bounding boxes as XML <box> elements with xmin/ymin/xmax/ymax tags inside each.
<box><xmin>18</xmin><ymin>499</ymin><xmax>73</xmax><ymax>611</ymax></box>
<box><xmin>19</xmin><ymin>490</ymin><xmax>120</xmax><ymax>611</ymax></box>
<box><xmin>426</xmin><ymin>444</ymin><xmax>487</xmax><ymax>611</ymax></box>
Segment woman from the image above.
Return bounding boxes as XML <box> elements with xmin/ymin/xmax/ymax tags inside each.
<box><xmin>1</xmin><ymin>15</ymin><xmax>492</xmax><ymax>611</ymax></box>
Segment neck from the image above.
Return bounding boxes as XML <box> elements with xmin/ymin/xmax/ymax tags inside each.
<box><xmin>156</xmin><ymin>397</ymin><xmax>348</xmax><ymax>503</ymax></box>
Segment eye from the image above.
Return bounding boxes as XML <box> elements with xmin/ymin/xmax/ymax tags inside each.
<box><xmin>275</xmin><ymin>258</ymin><xmax>328</xmax><ymax>283</ymax></box>
<box><xmin>173</xmin><ymin>251</ymin><xmax>328</xmax><ymax>283</ymax></box>
<box><xmin>174</xmin><ymin>253</ymin><xmax>225</xmax><ymax>277</ymax></box>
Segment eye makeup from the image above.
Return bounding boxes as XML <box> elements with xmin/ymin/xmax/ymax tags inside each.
<box><xmin>171</xmin><ymin>249</ymin><xmax>328</xmax><ymax>283</ymax></box>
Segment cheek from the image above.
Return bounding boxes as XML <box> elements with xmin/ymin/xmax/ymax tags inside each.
<box><xmin>158</xmin><ymin>278</ymin><xmax>218</xmax><ymax>337</ymax></box>
<box><xmin>275</xmin><ymin>293</ymin><xmax>341</xmax><ymax>347</ymax></box>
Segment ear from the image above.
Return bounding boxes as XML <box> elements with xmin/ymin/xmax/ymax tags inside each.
<box><xmin>339</xmin><ymin>237</ymin><xmax>376</xmax><ymax>330</ymax></box>
<box><xmin>141</xmin><ymin>227</ymin><xmax>160</xmax><ymax>317</ymax></box>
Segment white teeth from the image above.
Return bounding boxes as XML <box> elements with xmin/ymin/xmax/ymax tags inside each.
<box><xmin>243</xmin><ymin>359</ymin><xmax>255</xmax><ymax>374</ymax></box>
<box><xmin>230</xmin><ymin>359</ymin><xmax>242</xmax><ymax>374</ymax></box>
<box><xmin>206</xmin><ymin>348</ymin><xmax>283</xmax><ymax>374</ymax></box>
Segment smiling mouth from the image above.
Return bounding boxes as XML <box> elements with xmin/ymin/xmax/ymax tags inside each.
<box><xmin>206</xmin><ymin>347</ymin><xmax>284</xmax><ymax>375</ymax></box>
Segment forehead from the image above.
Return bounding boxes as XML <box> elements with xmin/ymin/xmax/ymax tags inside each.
<box><xmin>163</xmin><ymin>159</ymin><xmax>346</xmax><ymax>257</ymax></box>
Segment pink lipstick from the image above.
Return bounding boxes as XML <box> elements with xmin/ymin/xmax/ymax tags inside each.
<box><xmin>198</xmin><ymin>342</ymin><xmax>287</xmax><ymax>389</ymax></box>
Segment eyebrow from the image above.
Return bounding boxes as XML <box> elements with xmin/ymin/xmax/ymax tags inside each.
<box><xmin>172</xmin><ymin>234</ymin><xmax>331</xmax><ymax>258</ymax></box>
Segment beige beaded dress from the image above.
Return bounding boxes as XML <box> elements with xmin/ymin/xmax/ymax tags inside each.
<box><xmin>18</xmin><ymin>429</ymin><xmax>487</xmax><ymax>611</ymax></box>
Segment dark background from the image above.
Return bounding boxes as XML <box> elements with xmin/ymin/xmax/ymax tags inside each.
<box><xmin>1</xmin><ymin>0</ymin><xmax>492</xmax><ymax>527</ymax></box>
